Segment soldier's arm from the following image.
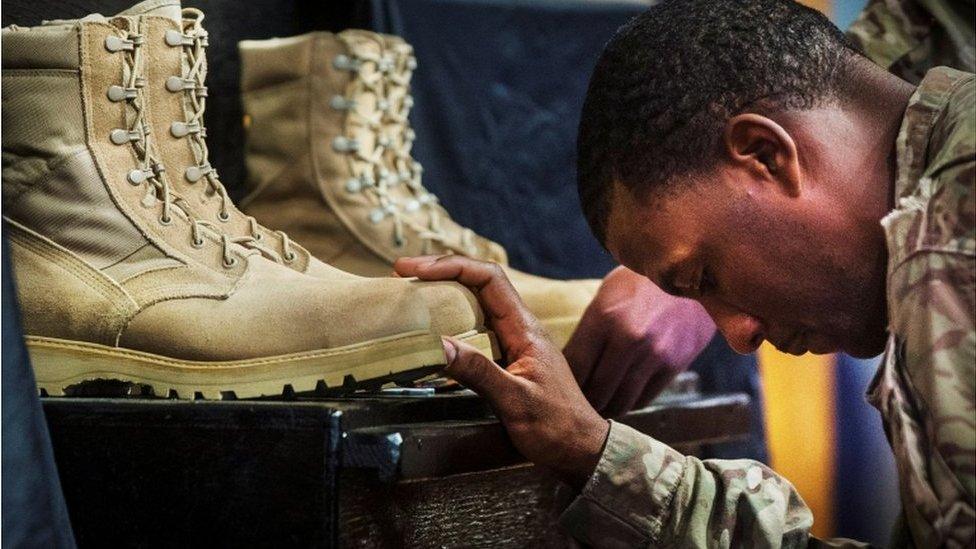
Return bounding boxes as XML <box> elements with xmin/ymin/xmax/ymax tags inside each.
<box><xmin>880</xmin><ymin>155</ymin><xmax>976</xmax><ymax>544</ymax></box>
<box><xmin>559</xmin><ymin>421</ymin><xmax>873</xmax><ymax>547</ymax></box>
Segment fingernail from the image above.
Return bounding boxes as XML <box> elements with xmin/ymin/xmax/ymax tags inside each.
<box><xmin>441</xmin><ymin>336</ymin><xmax>457</xmax><ymax>364</ymax></box>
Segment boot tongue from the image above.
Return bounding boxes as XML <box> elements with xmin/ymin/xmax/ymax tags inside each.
<box><xmin>119</xmin><ymin>0</ymin><xmax>182</xmax><ymax>24</ymax></box>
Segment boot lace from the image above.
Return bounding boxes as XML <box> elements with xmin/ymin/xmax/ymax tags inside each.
<box><xmin>106</xmin><ymin>25</ymin><xmax>251</xmax><ymax>269</ymax></box>
<box><xmin>386</xmin><ymin>39</ymin><xmax>478</xmax><ymax>255</ymax></box>
<box><xmin>165</xmin><ymin>9</ymin><xmax>295</xmax><ymax>263</ymax></box>
<box><xmin>331</xmin><ymin>33</ymin><xmax>476</xmax><ymax>255</ymax></box>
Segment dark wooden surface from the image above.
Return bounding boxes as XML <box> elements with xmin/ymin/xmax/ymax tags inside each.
<box><xmin>1</xmin><ymin>0</ymin><xmax>367</xmax><ymax>201</ymax></box>
<box><xmin>336</xmin><ymin>393</ymin><xmax>749</xmax><ymax>547</ymax></box>
<box><xmin>41</xmin><ymin>387</ymin><xmax>751</xmax><ymax>548</ymax></box>
<box><xmin>340</xmin><ymin>465</ymin><xmax>570</xmax><ymax>548</ymax></box>
<box><xmin>345</xmin><ymin>392</ymin><xmax>750</xmax><ymax>479</ymax></box>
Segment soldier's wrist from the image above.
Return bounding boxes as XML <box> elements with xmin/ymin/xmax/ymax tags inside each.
<box><xmin>556</xmin><ymin>416</ymin><xmax>611</xmax><ymax>491</ymax></box>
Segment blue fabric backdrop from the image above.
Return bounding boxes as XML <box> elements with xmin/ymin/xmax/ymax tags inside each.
<box><xmin>2</xmin><ymin>237</ymin><xmax>76</xmax><ymax>549</ymax></box>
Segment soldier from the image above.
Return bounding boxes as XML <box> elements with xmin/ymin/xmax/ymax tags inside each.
<box><xmin>560</xmin><ymin>0</ymin><xmax>976</xmax><ymax>428</ymax></box>
<box><xmin>395</xmin><ymin>0</ymin><xmax>975</xmax><ymax>546</ymax></box>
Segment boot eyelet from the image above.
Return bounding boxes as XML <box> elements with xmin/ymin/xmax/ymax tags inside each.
<box><xmin>104</xmin><ymin>35</ymin><xmax>134</xmax><ymax>53</ymax></box>
<box><xmin>217</xmin><ymin>211</ymin><xmax>230</xmax><ymax>222</ymax></box>
<box><xmin>283</xmin><ymin>251</ymin><xmax>297</xmax><ymax>263</ymax></box>
<box><xmin>345</xmin><ymin>178</ymin><xmax>362</xmax><ymax>193</ymax></box>
<box><xmin>104</xmin><ymin>36</ymin><xmax>122</xmax><ymax>52</ymax></box>
<box><xmin>165</xmin><ymin>30</ymin><xmax>186</xmax><ymax>47</ymax></box>
<box><xmin>223</xmin><ymin>257</ymin><xmax>238</xmax><ymax>268</ymax></box>
<box><xmin>330</xmin><ymin>95</ymin><xmax>352</xmax><ymax>110</ymax></box>
<box><xmin>191</xmin><ymin>237</ymin><xmax>205</xmax><ymax>249</ymax></box>
<box><xmin>170</xmin><ymin>122</ymin><xmax>190</xmax><ymax>138</ymax></box>
<box><xmin>107</xmin><ymin>85</ymin><xmax>133</xmax><ymax>102</ymax></box>
<box><xmin>394</xmin><ymin>237</ymin><xmax>405</xmax><ymax>248</ymax></box>
<box><xmin>166</xmin><ymin>76</ymin><xmax>186</xmax><ymax>92</ymax></box>
<box><xmin>332</xmin><ymin>54</ymin><xmax>359</xmax><ymax>71</ymax></box>
<box><xmin>127</xmin><ymin>169</ymin><xmax>148</xmax><ymax>184</ymax></box>
<box><xmin>110</xmin><ymin>129</ymin><xmax>134</xmax><ymax>145</ymax></box>
<box><xmin>253</xmin><ymin>233</ymin><xmax>263</xmax><ymax>241</ymax></box>
<box><xmin>159</xmin><ymin>215</ymin><xmax>173</xmax><ymax>226</ymax></box>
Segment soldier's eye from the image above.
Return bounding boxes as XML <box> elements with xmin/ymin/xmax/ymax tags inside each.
<box><xmin>697</xmin><ymin>268</ymin><xmax>717</xmax><ymax>294</ymax></box>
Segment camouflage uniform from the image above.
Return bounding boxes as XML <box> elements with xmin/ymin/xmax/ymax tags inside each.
<box><xmin>559</xmin><ymin>67</ymin><xmax>975</xmax><ymax>548</ymax></box>
<box><xmin>846</xmin><ymin>0</ymin><xmax>975</xmax><ymax>84</ymax></box>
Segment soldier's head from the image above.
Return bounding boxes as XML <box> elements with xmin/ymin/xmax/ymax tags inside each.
<box><xmin>578</xmin><ymin>0</ymin><xmax>911</xmax><ymax>358</ymax></box>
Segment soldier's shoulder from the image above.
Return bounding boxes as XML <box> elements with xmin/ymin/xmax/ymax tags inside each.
<box><xmin>890</xmin><ymin>68</ymin><xmax>975</xmax><ymax>264</ymax></box>
<box><xmin>922</xmin><ymin>69</ymin><xmax>975</xmax><ymax>256</ymax></box>
<box><xmin>925</xmin><ymin>69</ymin><xmax>976</xmax><ymax>180</ymax></box>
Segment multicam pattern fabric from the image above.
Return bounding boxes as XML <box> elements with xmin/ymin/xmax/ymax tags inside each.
<box><xmin>870</xmin><ymin>66</ymin><xmax>975</xmax><ymax>548</ymax></box>
<box><xmin>559</xmin><ymin>67</ymin><xmax>975</xmax><ymax>548</ymax></box>
<box><xmin>846</xmin><ymin>0</ymin><xmax>975</xmax><ymax>84</ymax></box>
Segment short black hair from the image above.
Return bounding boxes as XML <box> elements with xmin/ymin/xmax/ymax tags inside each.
<box><xmin>577</xmin><ymin>0</ymin><xmax>861</xmax><ymax>245</ymax></box>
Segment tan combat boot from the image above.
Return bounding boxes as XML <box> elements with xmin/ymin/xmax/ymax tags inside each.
<box><xmin>129</xmin><ymin>0</ymin><xmax>495</xmax><ymax>357</ymax></box>
<box><xmin>2</xmin><ymin>12</ymin><xmax>447</xmax><ymax>399</ymax></box>
<box><xmin>239</xmin><ymin>31</ymin><xmax>601</xmax><ymax>348</ymax></box>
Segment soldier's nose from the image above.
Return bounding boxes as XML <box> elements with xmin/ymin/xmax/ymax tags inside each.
<box><xmin>703</xmin><ymin>303</ymin><xmax>765</xmax><ymax>354</ymax></box>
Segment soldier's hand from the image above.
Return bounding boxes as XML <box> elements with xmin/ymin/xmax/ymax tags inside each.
<box><xmin>564</xmin><ymin>266</ymin><xmax>716</xmax><ymax>417</ymax></box>
<box><xmin>395</xmin><ymin>255</ymin><xmax>610</xmax><ymax>489</ymax></box>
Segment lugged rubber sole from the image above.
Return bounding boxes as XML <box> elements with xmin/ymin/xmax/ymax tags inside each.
<box><xmin>27</xmin><ymin>332</ymin><xmax>452</xmax><ymax>400</ymax></box>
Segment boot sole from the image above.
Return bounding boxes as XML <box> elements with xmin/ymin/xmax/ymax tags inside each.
<box><xmin>28</xmin><ymin>332</ymin><xmax>451</xmax><ymax>400</ymax></box>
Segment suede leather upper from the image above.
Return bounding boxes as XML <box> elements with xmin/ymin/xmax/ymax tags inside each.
<box><xmin>2</xmin><ymin>12</ymin><xmax>435</xmax><ymax>361</ymax></box>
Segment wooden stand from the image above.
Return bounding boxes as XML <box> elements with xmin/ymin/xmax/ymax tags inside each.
<box><xmin>42</xmin><ymin>374</ymin><xmax>750</xmax><ymax>547</ymax></box>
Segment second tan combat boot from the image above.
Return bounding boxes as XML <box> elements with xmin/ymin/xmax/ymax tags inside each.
<box><xmin>130</xmin><ymin>0</ymin><xmax>495</xmax><ymax>357</ymax></box>
<box><xmin>239</xmin><ymin>31</ymin><xmax>601</xmax><ymax>348</ymax></box>
<box><xmin>2</xmin><ymin>11</ymin><xmax>447</xmax><ymax>399</ymax></box>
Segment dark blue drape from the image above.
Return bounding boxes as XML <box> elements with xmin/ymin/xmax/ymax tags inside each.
<box><xmin>2</xmin><ymin>236</ymin><xmax>76</xmax><ymax>549</ymax></box>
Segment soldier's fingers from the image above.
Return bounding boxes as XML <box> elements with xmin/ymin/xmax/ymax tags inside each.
<box><xmin>393</xmin><ymin>255</ymin><xmax>443</xmax><ymax>277</ymax></box>
<box><xmin>424</xmin><ymin>256</ymin><xmax>550</xmax><ymax>353</ymax></box>
<box><xmin>441</xmin><ymin>336</ymin><xmax>517</xmax><ymax>405</ymax></box>
<box><xmin>396</xmin><ymin>255</ymin><xmax>547</xmax><ymax>355</ymax></box>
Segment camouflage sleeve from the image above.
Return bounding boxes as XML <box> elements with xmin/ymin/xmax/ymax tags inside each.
<box><xmin>873</xmin><ymin>156</ymin><xmax>976</xmax><ymax>545</ymax></box>
<box><xmin>559</xmin><ymin>421</ymin><xmax>874</xmax><ymax>548</ymax></box>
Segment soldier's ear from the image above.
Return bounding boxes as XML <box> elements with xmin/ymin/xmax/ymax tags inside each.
<box><xmin>722</xmin><ymin>114</ymin><xmax>802</xmax><ymax>198</ymax></box>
